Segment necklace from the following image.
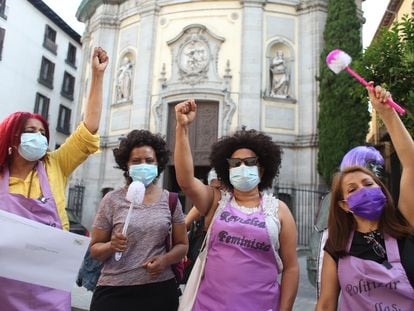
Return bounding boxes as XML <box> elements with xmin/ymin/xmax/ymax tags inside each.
<box><xmin>231</xmin><ymin>197</ymin><xmax>261</xmax><ymax>214</ymax></box>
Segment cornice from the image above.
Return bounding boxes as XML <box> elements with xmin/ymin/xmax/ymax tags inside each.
<box><xmin>296</xmin><ymin>0</ymin><xmax>327</xmax><ymax>14</ymax></box>
<box><xmin>76</xmin><ymin>0</ymin><xmax>128</xmax><ymax>22</ymax></box>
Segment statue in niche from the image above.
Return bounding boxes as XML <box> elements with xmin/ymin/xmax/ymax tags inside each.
<box><xmin>270</xmin><ymin>50</ymin><xmax>289</xmax><ymax>97</ymax></box>
<box><xmin>116</xmin><ymin>56</ymin><xmax>133</xmax><ymax>102</ymax></box>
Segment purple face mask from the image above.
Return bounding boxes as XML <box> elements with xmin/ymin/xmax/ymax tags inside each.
<box><xmin>346</xmin><ymin>187</ymin><xmax>386</xmax><ymax>220</ymax></box>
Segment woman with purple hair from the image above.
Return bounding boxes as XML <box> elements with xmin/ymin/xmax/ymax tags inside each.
<box><xmin>340</xmin><ymin>146</ymin><xmax>384</xmax><ymax>177</ymax></box>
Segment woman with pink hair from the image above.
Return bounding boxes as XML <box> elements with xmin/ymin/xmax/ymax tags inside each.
<box><xmin>0</xmin><ymin>47</ymin><xmax>109</xmax><ymax>311</ymax></box>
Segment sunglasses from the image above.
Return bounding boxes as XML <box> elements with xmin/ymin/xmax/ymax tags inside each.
<box><xmin>363</xmin><ymin>233</ymin><xmax>393</xmax><ymax>269</ymax></box>
<box><xmin>227</xmin><ymin>156</ymin><xmax>258</xmax><ymax>168</ymax></box>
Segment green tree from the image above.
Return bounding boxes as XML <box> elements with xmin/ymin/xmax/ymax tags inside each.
<box><xmin>355</xmin><ymin>15</ymin><xmax>414</xmax><ymax>135</ymax></box>
<box><xmin>317</xmin><ymin>0</ymin><xmax>369</xmax><ymax>185</ymax></box>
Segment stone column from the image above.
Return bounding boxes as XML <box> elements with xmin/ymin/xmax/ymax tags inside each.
<box><xmin>132</xmin><ymin>2</ymin><xmax>159</xmax><ymax>130</ymax></box>
<box><xmin>238</xmin><ymin>0</ymin><xmax>265</xmax><ymax>130</ymax></box>
<box><xmin>74</xmin><ymin>4</ymin><xmax>121</xmax><ymax>228</ymax></box>
<box><xmin>296</xmin><ymin>0</ymin><xmax>327</xmax><ymax>188</ymax></box>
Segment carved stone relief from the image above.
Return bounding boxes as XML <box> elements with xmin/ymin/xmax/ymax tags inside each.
<box><xmin>154</xmin><ymin>24</ymin><xmax>236</xmax><ymax>137</ymax></box>
<box><xmin>178</xmin><ymin>36</ymin><xmax>210</xmax><ymax>79</ymax></box>
<box><xmin>167</xmin><ymin>24</ymin><xmax>224</xmax><ymax>86</ymax></box>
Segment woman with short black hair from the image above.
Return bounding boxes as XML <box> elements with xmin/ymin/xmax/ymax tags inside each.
<box><xmin>89</xmin><ymin>129</ymin><xmax>188</xmax><ymax>311</ymax></box>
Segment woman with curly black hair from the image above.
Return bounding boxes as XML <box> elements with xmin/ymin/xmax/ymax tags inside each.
<box><xmin>89</xmin><ymin>129</ymin><xmax>188</xmax><ymax>311</ymax></box>
<box><xmin>175</xmin><ymin>99</ymin><xmax>299</xmax><ymax>311</ymax></box>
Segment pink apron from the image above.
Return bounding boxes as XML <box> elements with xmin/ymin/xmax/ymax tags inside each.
<box><xmin>194</xmin><ymin>197</ymin><xmax>280</xmax><ymax>311</ymax></box>
<box><xmin>338</xmin><ymin>232</ymin><xmax>414</xmax><ymax>311</ymax></box>
<box><xmin>0</xmin><ymin>161</ymin><xmax>71</xmax><ymax>311</ymax></box>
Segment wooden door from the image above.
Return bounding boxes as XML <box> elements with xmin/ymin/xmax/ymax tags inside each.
<box><xmin>165</xmin><ymin>100</ymin><xmax>219</xmax><ymax>212</ymax></box>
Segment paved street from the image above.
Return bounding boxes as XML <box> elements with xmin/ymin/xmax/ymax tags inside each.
<box><xmin>293</xmin><ymin>252</ymin><xmax>317</xmax><ymax>310</ymax></box>
<box><xmin>71</xmin><ymin>285</ymin><xmax>92</xmax><ymax>311</ymax></box>
<box><xmin>71</xmin><ymin>252</ymin><xmax>316</xmax><ymax>311</ymax></box>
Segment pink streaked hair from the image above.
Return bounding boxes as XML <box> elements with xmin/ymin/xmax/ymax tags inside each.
<box><xmin>0</xmin><ymin>112</ymin><xmax>49</xmax><ymax>170</ymax></box>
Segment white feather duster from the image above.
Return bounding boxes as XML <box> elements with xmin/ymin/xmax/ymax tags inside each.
<box><xmin>115</xmin><ymin>181</ymin><xmax>145</xmax><ymax>261</ymax></box>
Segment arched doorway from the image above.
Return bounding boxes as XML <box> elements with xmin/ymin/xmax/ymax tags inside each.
<box><xmin>164</xmin><ymin>100</ymin><xmax>219</xmax><ymax>213</ymax></box>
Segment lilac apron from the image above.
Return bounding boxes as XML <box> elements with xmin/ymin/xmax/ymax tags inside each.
<box><xmin>338</xmin><ymin>232</ymin><xmax>414</xmax><ymax>311</ymax></box>
<box><xmin>0</xmin><ymin>161</ymin><xmax>71</xmax><ymax>311</ymax></box>
<box><xmin>194</xmin><ymin>197</ymin><xmax>280</xmax><ymax>311</ymax></box>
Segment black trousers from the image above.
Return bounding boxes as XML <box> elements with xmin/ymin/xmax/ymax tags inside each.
<box><xmin>90</xmin><ymin>278</ymin><xmax>179</xmax><ymax>311</ymax></box>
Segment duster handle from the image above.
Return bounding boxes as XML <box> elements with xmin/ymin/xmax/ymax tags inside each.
<box><xmin>345</xmin><ymin>67</ymin><xmax>406</xmax><ymax>115</ymax></box>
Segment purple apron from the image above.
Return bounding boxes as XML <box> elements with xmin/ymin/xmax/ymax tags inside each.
<box><xmin>338</xmin><ymin>232</ymin><xmax>414</xmax><ymax>311</ymax></box>
<box><xmin>0</xmin><ymin>161</ymin><xmax>71</xmax><ymax>311</ymax></box>
<box><xmin>194</xmin><ymin>197</ymin><xmax>280</xmax><ymax>311</ymax></box>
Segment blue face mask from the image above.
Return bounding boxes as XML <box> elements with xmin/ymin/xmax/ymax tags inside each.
<box><xmin>18</xmin><ymin>132</ymin><xmax>48</xmax><ymax>161</ymax></box>
<box><xmin>129</xmin><ymin>164</ymin><xmax>158</xmax><ymax>187</ymax></box>
<box><xmin>229</xmin><ymin>165</ymin><xmax>260</xmax><ymax>192</ymax></box>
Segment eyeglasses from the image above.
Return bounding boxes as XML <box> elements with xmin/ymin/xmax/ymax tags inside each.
<box><xmin>363</xmin><ymin>233</ymin><xmax>393</xmax><ymax>269</ymax></box>
<box><xmin>227</xmin><ymin>156</ymin><xmax>258</xmax><ymax>168</ymax></box>
<box><xmin>363</xmin><ymin>234</ymin><xmax>386</xmax><ymax>258</ymax></box>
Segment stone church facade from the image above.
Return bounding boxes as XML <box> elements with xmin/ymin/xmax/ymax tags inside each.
<box><xmin>72</xmin><ymin>0</ymin><xmax>361</xmax><ymax>231</ymax></box>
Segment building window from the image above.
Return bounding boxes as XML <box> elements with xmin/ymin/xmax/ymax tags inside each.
<box><xmin>43</xmin><ymin>25</ymin><xmax>57</xmax><ymax>54</ymax></box>
<box><xmin>67</xmin><ymin>185</ymin><xmax>85</xmax><ymax>218</ymax></box>
<box><xmin>57</xmin><ymin>105</ymin><xmax>71</xmax><ymax>134</ymax></box>
<box><xmin>66</xmin><ymin>43</ymin><xmax>77</xmax><ymax>67</ymax></box>
<box><xmin>61</xmin><ymin>72</ymin><xmax>75</xmax><ymax>100</ymax></box>
<box><xmin>0</xmin><ymin>27</ymin><xmax>4</xmax><ymax>61</ymax></box>
<box><xmin>38</xmin><ymin>57</ymin><xmax>55</xmax><ymax>89</ymax></box>
<box><xmin>34</xmin><ymin>93</ymin><xmax>50</xmax><ymax>120</ymax></box>
<box><xmin>0</xmin><ymin>0</ymin><xmax>6</xmax><ymax>19</ymax></box>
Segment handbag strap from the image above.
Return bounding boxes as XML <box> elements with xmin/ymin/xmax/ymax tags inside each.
<box><xmin>166</xmin><ymin>192</ymin><xmax>178</xmax><ymax>251</ymax></box>
<box><xmin>168</xmin><ymin>192</ymin><xmax>178</xmax><ymax>215</ymax></box>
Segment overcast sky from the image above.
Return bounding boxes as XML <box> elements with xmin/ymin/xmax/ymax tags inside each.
<box><xmin>42</xmin><ymin>0</ymin><xmax>390</xmax><ymax>48</ymax></box>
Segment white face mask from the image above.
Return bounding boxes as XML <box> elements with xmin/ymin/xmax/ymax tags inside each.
<box><xmin>229</xmin><ymin>165</ymin><xmax>260</xmax><ymax>192</ymax></box>
<box><xmin>18</xmin><ymin>132</ymin><xmax>48</xmax><ymax>161</ymax></box>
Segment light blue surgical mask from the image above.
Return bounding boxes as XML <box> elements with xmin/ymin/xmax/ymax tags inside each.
<box><xmin>229</xmin><ymin>165</ymin><xmax>260</xmax><ymax>192</ymax></box>
<box><xmin>129</xmin><ymin>164</ymin><xmax>158</xmax><ymax>186</ymax></box>
<box><xmin>18</xmin><ymin>132</ymin><xmax>48</xmax><ymax>161</ymax></box>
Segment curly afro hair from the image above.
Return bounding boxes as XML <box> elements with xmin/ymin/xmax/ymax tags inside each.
<box><xmin>113</xmin><ymin>130</ymin><xmax>170</xmax><ymax>184</ymax></box>
<box><xmin>210</xmin><ymin>128</ymin><xmax>282</xmax><ymax>191</ymax></box>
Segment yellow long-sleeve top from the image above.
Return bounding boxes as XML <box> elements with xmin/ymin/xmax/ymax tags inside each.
<box><xmin>8</xmin><ymin>122</ymin><xmax>100</xmax><ymax>230</ymax></box>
